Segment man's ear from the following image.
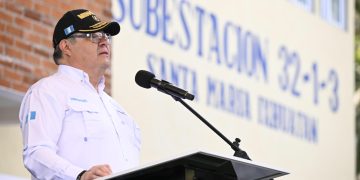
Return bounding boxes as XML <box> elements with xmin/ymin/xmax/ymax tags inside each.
<box><xmin>59</xmin><ymin>39</ymin><xmax>71</xmax><ymax>57</ymax></box>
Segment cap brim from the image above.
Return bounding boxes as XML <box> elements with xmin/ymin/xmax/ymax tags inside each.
<box><xmin>78</xmin><ymin>21</ymin><xmax>120</xmax><ymax>36</ymax></box>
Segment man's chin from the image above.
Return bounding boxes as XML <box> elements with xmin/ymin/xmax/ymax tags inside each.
<box><xmin>99</xmin><ymin>57</ymin><xmax>110</xmax><ymax>64</ymax></box>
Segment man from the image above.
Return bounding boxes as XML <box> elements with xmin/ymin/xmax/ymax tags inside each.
<box><xmin>19</xmin><ymin>9</ymin><xmax>141</xmax><ymax>180</ymax></box>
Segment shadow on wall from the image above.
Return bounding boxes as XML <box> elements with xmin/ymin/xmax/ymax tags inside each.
<box><xmin>0</xmin><ymin>87</ymin><xmax>23</xmax><ymax>124</ymax></box>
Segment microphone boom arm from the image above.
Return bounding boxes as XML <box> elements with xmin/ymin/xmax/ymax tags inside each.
<box><xmin>134</xmin><ymin>70</ymin><xmax>250</xmax><ymax>160</ymax></box>
<box><xmin>171</xmin><ymin>96</ymin><xmax>251</xmax><ymax>160</ymax></box>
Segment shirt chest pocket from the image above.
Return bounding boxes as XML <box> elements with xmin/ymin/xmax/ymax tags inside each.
<box><xmin>110</xmin><ymin>102</ymin><xmax>141</xmax><ymax>149</ymax></box>
<box><xmin>67</xmin><ymin>101</ymin><xmax>108</xmax><ymax>139</ymax></box>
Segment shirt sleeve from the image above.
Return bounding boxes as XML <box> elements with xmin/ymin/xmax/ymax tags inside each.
<box><xmin>19</xmin><ymin>85</ymin><xmax>83</xmax><ymax>179</ymax></box>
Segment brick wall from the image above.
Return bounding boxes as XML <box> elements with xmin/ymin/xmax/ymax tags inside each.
<box><xmin>0</xmin><ymin>0</ymin><xmax>113</xmax><ymax>94</ymax></box>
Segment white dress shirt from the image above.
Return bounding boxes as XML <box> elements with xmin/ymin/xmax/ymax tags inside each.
<box><xmin>19</xmin><ymin>65</ymin><xmax>141</xmax><ymax>180</ymax></box>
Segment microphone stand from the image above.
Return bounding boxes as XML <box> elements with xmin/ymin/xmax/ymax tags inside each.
<box><xmin>172</xmin><ymin>96</ymin><xmax>251</xmax><ymax>160</ymax></box>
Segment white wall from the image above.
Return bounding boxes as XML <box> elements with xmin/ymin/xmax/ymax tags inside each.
<box><xmin>111</xmin><ymin>0</ymin><xmax>355</xmax><ymax>179</ymax></box>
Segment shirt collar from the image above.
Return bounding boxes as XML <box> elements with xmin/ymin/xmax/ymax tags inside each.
<box><xmin>58</xmin><ymin>65</ymin><xmax>106</xmax><ymax>92</ymax></box>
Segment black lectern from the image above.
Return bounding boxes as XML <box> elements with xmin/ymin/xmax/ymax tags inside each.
<box><xmin>98</xmin><ymin>151</ymin><xmax>288</xmax><ymax>180</ymax></box>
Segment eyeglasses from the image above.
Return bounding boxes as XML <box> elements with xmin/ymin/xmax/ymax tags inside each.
<box><xmin>69</xmin><ymin>32</ymin><xmax>112</xmax><ymax>44</ymax></box>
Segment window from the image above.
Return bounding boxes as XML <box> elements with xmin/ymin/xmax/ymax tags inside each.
<box><xmin>320</xmin><ymin>0</ymin><xmax>347</xmax><ymax>30</ymax></box>
<box><xmin>290</xmin><ymin>0</ymin><xmax>315</xmax><ymax>12</ymax></box>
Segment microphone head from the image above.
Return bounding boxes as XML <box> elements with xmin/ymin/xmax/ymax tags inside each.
<box><xmin>135</xmin><ymin>70</ymin><xmax>155</xmax><ymax>89</ymax></box>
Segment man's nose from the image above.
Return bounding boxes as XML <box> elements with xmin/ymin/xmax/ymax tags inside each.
<box><xmin>98</xmin><ymin>37</ymin><xmax>110</xmax><ymax>46</ymax></box>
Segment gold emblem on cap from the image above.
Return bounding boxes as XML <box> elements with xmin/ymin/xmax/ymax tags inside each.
<box><xmin>92</xmin><ymin>15</ymin><xmax>100</xmax><ymax>22</ymax></box>
<box><xmin>90</xmin><ymin>22</ymin><xmax>106</xmax><ymax>28</ymax></box>
<box><xmin>77</xmin><ymin>11</ymin><xmax>93</xmax><ymax>19</ymax></box>
<box><xmin>79</xmin><ymin>22</ymin><xmax>109</xmax><ymax>32</ymax></box>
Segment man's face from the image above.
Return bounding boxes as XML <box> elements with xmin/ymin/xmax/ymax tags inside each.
<box><xmin>67</xmin><ymin>32</ymin><xmax>112</xmax><ymax>72</ymax></box>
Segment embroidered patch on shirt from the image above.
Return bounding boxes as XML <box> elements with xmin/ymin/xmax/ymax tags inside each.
<box><xmin>30</xmin><ymin>111</ymin><xmax>36</xmax><ymax>120</ymax></box>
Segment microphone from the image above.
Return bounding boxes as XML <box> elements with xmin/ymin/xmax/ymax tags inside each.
<box><xmin>135</xmin><ymin>70</ymin><xmax>195</xmax><ymax>101</ymax></box>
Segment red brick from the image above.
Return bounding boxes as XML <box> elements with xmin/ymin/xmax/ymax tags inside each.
<box><xmin>6</xmin><ymin>24</ymin><xmax>23</xmax><ymax>37</ymax></box>
<box><xmin>25</xmin><ymin>32</ymin><xmax>41</xmax><ymax>44</ymax></box>
<box><xmin>34</xmin><ymin>67</ymin><xmax>45</xmax><ymax>78</ymax></box>
<box><xmin>96</xmin><ymin>0</ymin><xmax>109</xmax><ymax>5</ymax></box>
<box><xmin>0</xmin><ymin>44</ymin><xmax>4</xmax><ymax>54</ymax></box>
<box><xmin>15</xmin><ymin>17</ymin><xmax>32</xmax><ymax>28</ymax></box>
<box><xmin>34</xmin><ymin>47</ymin><xmax>50</xmax><ymax>58</ymax></box>
<box><xmin>15</xmin><ymin>40</ymin><xmax>32</xmax><ymax>51</ymax></box>
<box><xmin>34</xmin><ymin>2</ymin><xmax>50</xmax><ymax>15</ymax></box>
<box><xmin>24</xmin><ymin>9</ymin><xmax>41</xmax><ymax>22</ymax></box>
<box><xmin>103</xmin><ymin>9</ymin><xmax>112</xmax><ymax>19</ymax></box>
<box><xmin>33</xmin><ymin>23</ymin><xmax>50</xmax><ymax>36</ymax></box>
<box><xmin>4</xmin><ymin>68</ymin><xmax>23</xmax><ymax>82</ymax></box>
<box><xmin>43</xmin><ymin>0</ymin><xmax>60</xmax><ymax>7</ymax></box>
<box><xmin>88</xmin><ymin>4</ymin><xmax>102</xmax><ymax>16</ymax></box>
<box><xmin>60</xmin><ymin>2</ymin><xmax>72</xmax><ymax>12</ymax></box>
<box><xmin>0</xmin><ymin>65</ymin><xmax>4</xmax><ymax>76</ymax></box>
<box><xmin>39</xmin><ymin>37</ymin><xmax>52</xmax><ymax>48</ymax></box>
<box><xmin>24</xmin><ymin>53</ymin><xmax>40</xmax><ymax>65</ymax></box>
<box><xmin>13</xmin><ymin>62</ymin><xmax>32</xmax><ymax>73</ymax></box>
<box><xmin>6</xmin><ymin>47</ymin><xmax>23</xmax><ymax>60</ymax></box>
<box><xmin>0</xmin><ymin>79</ymin><xmax>11</xmax><ymax>87</ymax></box>
<box><xmin>0</xmin><ymin>59</ymin><xmax>13</xmax><ymax>68</ymax></box>
<box><xmin>16</xmin><ymin>0</ymin><xmax>33</xmax><ymax>9</ymax></box>
<box><xmin>0</xmin><ymin>33</ymin><xmax>14</xmax><ymax>45</ymax></box>
<box><xmin>5</xmin><ymin>1</ymin><xmax>23</xmax><ymax>15</ymax></box>
<box><xmin>68</xmin><ymin>0</ymin><xmax>87</xmax><ymax>7</ymax></box>
<box><xmin>38</xmin><ymin>35</ymin><xmax>52</xmax><ymax>47</ymax></box>
<box><xmin>51</xmin><ymin>9</ymin><xmax>64</xmax><ymax>20</ymax></box>
<box><xmin>23</xmin><ymin>74</ymin><xmax>38</xmax><ymax>84</ymax></box>
<box><xmin>42</xmin><ymin>60</ymin><xmax>56</xmax><ymax>71</ymax></box>
<box><xmin>40</xmin><ymin>70</ymin><xmax>51</xmax><ymax>76</ymax></box>
<box><xmin>0</xmin><ymin>22</ymin><xmax>5</xmax><ymax>31</ymax></box>
<box><xmin>12</xmin><ymin>82</ymin><xmax>28</xmax><ymax>92</ymax></box>
<box><xmin>42</xmin><ymin>16</ymin><xmax>54</xmax><ymax>27</ymax></box>
<box><xmin>0</xmin><ymin>10</ymin><xmax>14</xmax><ymax>23</ymax></box>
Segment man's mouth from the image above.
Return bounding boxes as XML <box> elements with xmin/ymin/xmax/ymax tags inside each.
<box><xmin>99</xmin><ymin>51</ymin><xmax>109</xmax><ymax>55</ymax></box>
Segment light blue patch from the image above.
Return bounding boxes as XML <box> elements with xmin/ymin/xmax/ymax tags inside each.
<box><xmin>30</xmin><ymin>111</ymin><xmax>36</xmax><ymax>120</ymax></box>
<box><xmin>70</xmin><ymin>97</ymin><xmax>87</xmax><ymax>102</ymax></box>
<box><xmin>64</xmin><ymin>25</ymin><xmax>74</xmax><ymax>35</ymax></box>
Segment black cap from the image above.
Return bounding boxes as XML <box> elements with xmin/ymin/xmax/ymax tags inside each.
<box><xmin>52</xmin><ymin>9</ymin><xmax>120</xmax><ymax>48</ymax></box>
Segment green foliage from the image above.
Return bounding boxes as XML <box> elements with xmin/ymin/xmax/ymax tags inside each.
<box><xmin>355</xmin><ymin>34</ymin><xmax>360</xmax><ymax>89</ymax></box>
<box><xmin>356</xmin><ymin>0</ymin><xmax>360</xmax><ymax>176</ymax></box>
